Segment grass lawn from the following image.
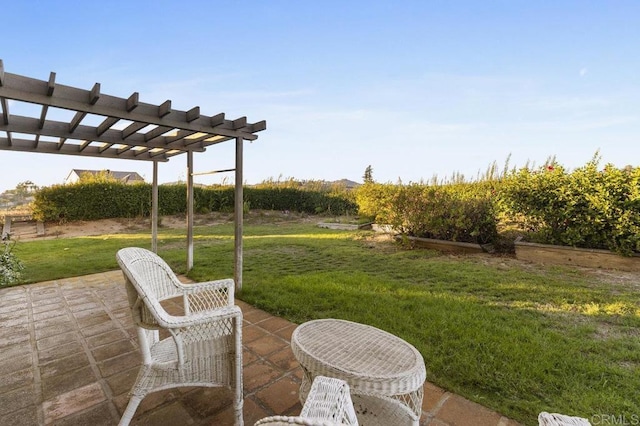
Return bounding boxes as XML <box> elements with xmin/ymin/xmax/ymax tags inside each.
<box><xmin>11</xmin><ymin>219</ymin><xmax>640</xmax><ymax>425</ymax></box>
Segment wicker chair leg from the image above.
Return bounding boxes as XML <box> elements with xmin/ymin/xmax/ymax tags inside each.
<box><xmin>118</xmin><ymin>395</ymin><xmax>143</xmax><ymax>426</ymax></box>
<box><xmin>234</xmin><ymin>316</ymin><xmax>244</xmax><ymax>426</ymax></box>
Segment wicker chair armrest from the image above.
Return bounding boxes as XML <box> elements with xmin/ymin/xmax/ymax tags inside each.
<box><xmin>254</xmin><ymin>416</ymin><xmax>345</xmax><ymax>425</ymax></box>
<box><xmin>301</xmin><ymin>376</ymin><xmax>358</xmax><ymax>425</ymax></box>
<box><xmin>182</xmin><ymin>278</ymin><xmax>235</xmax><ymax>313</ymax></box>
<box><xmin>254</xmin><ymin>377</ymin><xmax>357</xmax><ymax>426</ymax></box>
<box><xmin>156</xmin><ymin>304</ymin><xmax>241</xmax><ymax>329</ymax></box>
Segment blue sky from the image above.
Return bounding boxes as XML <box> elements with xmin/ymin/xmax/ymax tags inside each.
<box><xmin>1</xmin><ymin>1</ymin><xmax>639</xmax><ymax>193</ymax></box>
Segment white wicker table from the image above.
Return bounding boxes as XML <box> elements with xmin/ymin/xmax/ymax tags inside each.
<box><xmin>291</xmin><ymin>319</ymin><xmax>426</xmax><ymax>425</ymax></box>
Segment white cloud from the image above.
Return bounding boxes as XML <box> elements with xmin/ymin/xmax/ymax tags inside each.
<box><xmin>580</xmin><ymin>67</ymin><xmax>588</xmax><ymax>77</ymax></box>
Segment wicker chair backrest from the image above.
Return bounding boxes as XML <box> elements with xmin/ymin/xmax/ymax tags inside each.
<box><xmin>116</xmin><ymin>247</ymin><xmax>183</xmax><ymax>329</ymax></box>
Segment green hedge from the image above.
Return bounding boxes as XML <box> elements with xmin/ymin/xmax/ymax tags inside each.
<box><xmin>31</xmin><ymin>182</ymin><xmax>358</xmax><ymax>222</ymax></box>
<box><xmin>501</xmin><ymin>158</ymin><xmax>640</xmax><ymax>255</ymax></box>
<box><xmin>355</xmin><ymin>182</ymin><xmax>499</xmax><ymax>245</ymax></box>
<box><xmin>354</xmin><ymin>156</ymin><xmax>640</xmax><ymax>255</ymax></box>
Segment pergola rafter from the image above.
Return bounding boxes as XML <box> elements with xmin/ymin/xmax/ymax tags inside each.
<box><xmin>0</xmin><ymin>60</ymin><xmax>265</xmax><ymax>161</ymax></box>
<box><xmin>0</xmin><ymin>60</ymin><xmax>266</xmax><ymax>290</ymax></box>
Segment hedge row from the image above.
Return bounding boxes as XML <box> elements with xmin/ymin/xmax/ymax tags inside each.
<box><xmin>32</xmin><ymin>183</ymin><xmax>358</xmax><ymax>222</ymax></box>
<box><xmin>501</xmin><ymin>159</ymin><xmax>640</xmax><ymax>255</ymax></box>
<box><xmin>355</xmin><ymin>157</ymin><xmax>640</xmax><ymax>255</ymax></box>
<box><xmin>356</xmin><ymin>182</ymin><xmax>498</xmax><ymax>245</ymax></box>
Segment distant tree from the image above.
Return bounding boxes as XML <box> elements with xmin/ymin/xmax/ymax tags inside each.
<box><xmin>363</xmin><ymin>165</ymin><xmax>374</xmax><ymax>183</ymax></box>
<box><xmin>15</xmin><ymin>181</ymin><xmax>37</xmax><ymax>197</ymax></box>
<box><xmin>77</xmin><ymin>170</ymin><xmax>119</xmax><ymax>183</ymax></box>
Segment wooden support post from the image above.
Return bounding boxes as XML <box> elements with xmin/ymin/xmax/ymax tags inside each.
<box><xmin>186</xmin><ymin>151</ymin><xmax>194</xmax><ymax>271</ymax></box>
<box><xmin>151</xmin><ymin>161</ymin><xmax>158</xmax><ymax>253</ymax></box>
<box><xmin>234</xmin><ymin>136</ymin><xmax>244</xmax><ymax>291</ymax></box>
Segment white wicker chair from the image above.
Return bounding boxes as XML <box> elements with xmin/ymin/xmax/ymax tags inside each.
<box><xmin>116</xmin><ymin>247</ymin><xmax>244</xmax><ymax>426</ymax></box>
<box><xmin>255</xmin><ymin>376</ymin><xmax>359</xmax><ymax>426</ymax></box>
<box><xmin>538</xmin><ymin>412</ymin><xmax>591</xmax><ymax>426</ymax></box>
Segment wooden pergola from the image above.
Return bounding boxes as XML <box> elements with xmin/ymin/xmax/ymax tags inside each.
<box><xmin>0</xmin><ymin>59</ymin><xmax>266</xmax><ymax>290</ymax></box>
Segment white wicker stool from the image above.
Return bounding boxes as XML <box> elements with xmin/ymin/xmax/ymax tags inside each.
<box><xmin>291</xmin><ymin>319</ymin><xmax>426</xmax><ymax>426</ymax></box>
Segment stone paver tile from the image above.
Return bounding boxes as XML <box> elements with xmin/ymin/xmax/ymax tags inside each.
<box><xmin>80</xmin><ymin>320</ymin><xmax>120</xmax><ymax>337</ymax></box>
<box><xmin>98</xmin><ymin>351</ymin><xmax>141</xmax><ymax>377</ymax></box>
<box><xmin>105</xmin><ymin>366</ymin><xmax>138</xmax><ymax>397</ymax></box>
<box><xmin>106</xmin><ymin>298</ymin><xmax>129</xmax><ymax>310</ymax></box>
<box><xmin>234</xmin><ymin>299</ymin><xmax>253</xmax><ymax>311</ymax></box>
<box><xmin>40</xmin><ymin>352</ymin><xmax>90</xmax><ymax>379</ymax></box>
<box><xmin>0</xmin><ymin>312</ymin><xmax>29</xmax><ymax>327</ymax></box>
<box><xmin>0</xmin><ymin>348</ymin><xmax>32</xmax><ymax>375</ymax></box>
<box><xmin>0</xmin><ymin>385</ymin><xmax>37</xmax><ymax>416</ymax></box>
<box><xmin>129</xmin><ymin>388</ymin><xmax>182</xmax><ymax>417</ymax></box>
<box><xmin>239</xmin><ymin>397</ymin><xmax>275</xmax><ymax>426</ymax></box>
<box><xmin>73</xmin><ymin>310</ymin><xmax>111</xmax><ymax>328</ymax></box>
<box><xmin>290</xmin><ymin>367</ymin><xmax>303</xmax><ymax>381</ymax></box>
<box><xmin>181</xmin><ymin>386</ymin><xmax>233</xmax><ymax>418</ymax></box>
<box><xmin>265</xmin><ymin>346</ymin><xmax>298</xmax><ymax>372</ymax></box>
<box><xmin>38</xmin><ymin>341</ymin><xmax>84</xmax><ymax>365</ymax></box>
<box><xmin>37</xmin><ymin>331</ymin><xmax>79</xmax><ymax>351</ymax></box>
<box><xmin>111</xmin><ymin>392</ymin><xmax>130</xmax><ymax>416</ymax></box>
<box><xmin>65</xmin><ymin>295</ymin><xmax>97</xmax><ymax>306</ymax></box>
<box><xmin>33</xmin><ymin>316</ymin><xmax>73</xmax><ymax>331</ymax></box>
<box><xmin>31</xmin><ymin>301</ymin><xmax>65</xmax><ymax>315</ymax></box>
<box><xmin>243</xmin><ymin>348</ymin><xmax>259</xmax><ymax>366</ymax></box>
<box><xmin>257</xmin><ymin>316</ymin><xmax>294</xmax><ymax>334</ymax></box>
<box><xmin>42</xmin><ymin>382</ymin><xmax>106</xmax><ymax>424</ymax></box>
<box><xmin>111</xmin><ymin>308</ymin><xmax>131</xmax><ymax>321</ymax></box>
<box><xmin>427</xmin><ymin>418</ymin><xmax>450</xmax><ymax>426</ymax></box>
<box><xmin>498</xmin><ymin>417</ymin><xmax>523</xmax><ymax>426</ymax></box>
<box><xmin>51</xmin><ymin>401</ymin><xmax>117</xmax><ymax>426</ymax></box>
<box><xmin>274</xmin><ymin>324</ymin><xmax>297</xmax><ymax>341</ymax></box>
<box><xmin>243</xmin><ymin>324</ymin><xmax>270</xmax><ymax>343</ymax></box>
<box><xmin>68</xmin><ymin>302</ymin><xmax>102</xmax><ymax>314</ymax></box>
<box><xmin>244</xmin><ymin>334</ymin><xmax>288</xmax><ymax>357</ymax></box>
<box><xmin>41</xmin><ymin>365</ymin><xmax>96</xmax><ymax>401</ymax></box>
<box><xmin>244</xmin><ymin>360</ymin><xmax>283</xmax><ymax>393</ymax></box>
<box><xmin>423</xmin><ymin>382</ymin><xmax>448</xmax><ymax>413</ymax></box>
<box><xmin>0</xmin><ymin>325</ymin><xmax>30</xmax><ymax>347</ymax></box>
<box><xmin>31</xmin><ymin>298</ymin><xmax>64</xmax><ymax>309</ymax></box>
<box><xmin>133</xmin><ymin>401</ymin><xmax>195</xmax><ymax>426</ymax></box>
<box><xmin>2</xmin><ymin>368</ymin><xmax>34</xmax><ymax>393</ymax></box>
<box><xmin>86</xmin><ymin>329</ymin><xmax>128</xmax><ymax>348</ymax></box>
<box><xmin>91</xmin><ymin>339</ymin><xmax>136</xmax><ymax>362</ymax></box>
<box><xmin>35</xmin><ymin>323</ymin><xmax>74</xmax><ymax>340</ymax></box>
<box><xmin>436</xmin><ymin>394</ymin><xmax>502</xmax><ymax>426</ymax></box>
<box><xmin>0</xmin><ymin>406</ymin><xmax>38</xmax><ymax>426</ymax></box>
<box><xmin>0</xmin><ymin>301</ymin><xmax>28</xmax><ymax>315</ymax></box>
<box><xmin>255</xmin><ymin>376</ymin><xmax>300</xmax><ymax>414</ymax></box>
<box><xmin>0</xmin><ymin>290</ymin><xmax>26</xmax><ymax>304</ymax></box>
<box><xmin>242</xmin><ymin>308</ymin><xmax>272</xmax><ymax>324</ymax></box>
<box><xmin>32</xmin><ymin>309</ymin><xmax>69</xmax><ymax>323</ymax></box>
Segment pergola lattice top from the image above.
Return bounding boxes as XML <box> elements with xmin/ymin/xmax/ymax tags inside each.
<box><xmin>0</xmin><ymin>60</ymin><xmax>266</xmax><ymax>162</ymax></box>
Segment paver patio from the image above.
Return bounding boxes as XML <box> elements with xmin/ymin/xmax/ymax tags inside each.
<box><xmin>0</xmin><ymin>271</ymin><xmax>522</xmax><ymax>425</ymax></box>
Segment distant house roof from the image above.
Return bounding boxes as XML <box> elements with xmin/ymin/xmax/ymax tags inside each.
<box><xmin>66</xmin><ymin>169</ymin><xmax>145</xmax><ymax>184</ymax></box>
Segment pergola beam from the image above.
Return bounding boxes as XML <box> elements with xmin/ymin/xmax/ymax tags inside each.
<box><xmin>0</xmin><ymin>115</ymin><xmax>207</xmax><ymax>152</ymax></box>
<box><xmin>0</xmin><ymin>136</ymin><xmax>173</xmax><ymax>161</ymax></box>
<box><xmin>0</xmin><ymin>72</ymin><xmax>259</xmax><ymax>141</ymax></box>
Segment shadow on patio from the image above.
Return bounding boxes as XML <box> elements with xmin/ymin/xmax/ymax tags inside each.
<box><xmin>0</xmin><ymin>271</ymin><xmax>520</xmax><ymax>426</ymax></box>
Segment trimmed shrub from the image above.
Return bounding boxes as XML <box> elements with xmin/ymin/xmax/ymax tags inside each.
<box><xmin>356</xmin><ymin>182</ymin><xmax>499</xmax><ymax>245</ymax></box>
<box><xmin>32</xmin><ymin>181</ymin><xmax>358</xmax><ymax>222</ymax></box>
<box><xmin>502</xmin><ymin>157</ymin><xmax>640</xmax><ymax>255</ymax></box>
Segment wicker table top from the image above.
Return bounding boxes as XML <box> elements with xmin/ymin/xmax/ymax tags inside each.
<box><xmin>291</xmin><ymin>319</ymin><xmax>426</xmax><ymax>397</ymax></box>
